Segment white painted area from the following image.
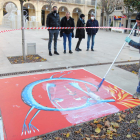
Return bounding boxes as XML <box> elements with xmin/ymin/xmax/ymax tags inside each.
<box><xmin>111</xmin><ymin>28</ymin><xmax>124</xmax><ymax>33</ymax></box>
<box><xmin>65</xmin><ymin>103</ymin><xmax>119</xmax><ymax>124</ymax></box>
<box><xmin>0</xmin><ymin>117</ymin><xmax>4</xmax><ymax>140</ymax></box>
<box><xmin>54</xmin><ymin>101</ymin><xmax>119</xmax><ymax>124</ymax></box>
<box><xmin>47</xmin><ymin>76</ymin><xmax>119</xmax><ymax>125</ymax></box>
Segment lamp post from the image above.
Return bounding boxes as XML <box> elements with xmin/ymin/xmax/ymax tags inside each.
<box><xmin>20</xmin><ymin>0</ymin><xmax>26</xmax><ymax>61</ymax></box>
<box><xmin>95</xmin><ymin>0</ymin><xmax>97</xmax><ymax>19</ymax></box>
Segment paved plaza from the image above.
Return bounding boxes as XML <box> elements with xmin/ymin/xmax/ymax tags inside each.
<box><xmin>0</xmin><ymin>26</ymin><xmax>140</xmax><ymax>140</ymax></box>
<box><xmin>0</xmin><ymin>26</ymin><xmax>139</xmax><ymax>94</ymax></box>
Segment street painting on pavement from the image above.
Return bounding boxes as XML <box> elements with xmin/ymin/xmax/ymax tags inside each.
<box><xmin>0</xmin><ymin>69</ymin><xmax>140</xmax><ymax>140</ymax></box>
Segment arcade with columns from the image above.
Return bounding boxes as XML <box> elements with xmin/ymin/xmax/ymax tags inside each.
<box><xmin>0</xmin><ymin>0</ymin><xmax>101</xmax><ymax>27</ymax></box>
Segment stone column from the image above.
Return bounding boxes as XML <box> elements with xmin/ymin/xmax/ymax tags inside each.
<box><xmin>45</xmin><ymin>11</ymin><xmax>48</xmax><ymax>26</ymax></box>
<box><xmin>69</xmin><ymin>8</ymin><xmax>73</xmax><ymax>18</ymax></box>
<box><xmin>84</xmin><ymin>0</ymin><xmax>88</xmax><ymax>23</ymax></box>
<box><xmin>36</xmin><ymin>10</ymin><xmax>41</xmax><ymax>26</ymax></box>
<box><xmin>35</xmin><ymin>1</ymin><xmax>41</xmax><ymax>27</ymax></box>
<box><xmin>85</xmin><ymin>14</ymin><xmax>88</xmax><ymax>23</ymax></box>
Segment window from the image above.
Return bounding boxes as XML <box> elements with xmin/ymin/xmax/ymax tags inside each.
<box><xmin>75</xmin><ymin>0</ymin><xmax>81</xmax><ymax>4</ymax></box>
<box><xmin>62</xmin><ymin>0</ymin><xmax>67</xmax><ymax>2</ymax></box>
<box><xmin>116</xmin><ymin>7</ymin><xmax>122</xmax><ymax>10</ymax></box>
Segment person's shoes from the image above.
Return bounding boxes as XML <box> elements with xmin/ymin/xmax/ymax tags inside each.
<box><xmin>86</xmin><ymin>49</ymin><xmax>89</xmax><ymax>51</ymax></box>
<box><xmin>64</xmin><ymin>50</ymin><xmax>66</xmax><ymax>54</ymax></box>
<box><xmin>69</xmin><ymin>50</ymin><xmax>73</xmax><ymax>54</ymax></box>
<box><xmin>49</xmin><ymin>52</ymin><xmax>52</xmax><ymax>56</ymax></box>
<box><xmin>54</xmin><ymin>51</ymin><xmax>59</xmax><ymax>55</ymax></box>
<box><xmin>91</xmin><ymin>49</ymin><xmax>94</xmax><ymax>51</ymax></box>
<box><xmin>78</xmin><ymin>48</ymin><xmax>82</xmax><ymax>51</ymax></box>
<box><xmin>133</xmin><ymin>92</ymin><xmax>140</xmax><ymax>99</ymax></box>
<box><xmin>75</xmin><ymin>48</ymin><xmax>79</xmax><ymax>51</ymax></box>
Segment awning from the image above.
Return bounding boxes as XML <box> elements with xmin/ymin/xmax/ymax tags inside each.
<box><xmin>114</xmin><ymin>15</ymin><xmax>127</xmax><ymax>20</ymax></box>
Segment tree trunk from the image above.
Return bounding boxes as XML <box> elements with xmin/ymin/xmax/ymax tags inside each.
<box><xmin>100</xmin><ymin>13</ymin><xmax>103</xmax><ymax>27</ymax></box>
<box><xmin>127</xmin><ymin>17</ymin><xmax>131</xmax><ymax>34</ymax></box>
<box><xmin>102</xmin><ymin>8</ymin><xmax>104</xmax><ymax>27</ymax></box>
<box><xmin>106</xmin><ymin>14</ymin><xmax>109</xmax><ymax>31</ymax></box>
<box><xmin>100</xmin><ymin>8</ymin><xmax>104</xmax><ymax>27</ymax></box>
<box><xmin>20</xmin><ymin>1</ymin><xmax>26</xmax><ymax>61</ymax></box>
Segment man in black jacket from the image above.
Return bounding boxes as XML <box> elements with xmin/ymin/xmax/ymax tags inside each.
<box><xmin>60</xmin><ymin>12</ymin><xmax>75</xmax><ymax>54</ymax></box>
<box><xmin>47</xmin><ymin>6</ymin><xmax>60</xmax><ymax>56</ymax></box>
<box><xmin>86</xmin><ymin>13</ymin><xmax>99</xmax><ymax>51</ymax></box>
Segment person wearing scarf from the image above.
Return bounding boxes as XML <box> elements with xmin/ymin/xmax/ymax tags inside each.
<box><xmin>75</xmin><ymin>14</ymin><xmax>85</xmax><ymax>51</ymax></box>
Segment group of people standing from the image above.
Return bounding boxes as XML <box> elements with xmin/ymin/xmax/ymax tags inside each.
<box><xmin>47</xmin><ymin>6</ymin><xmax>99</xmax><ymax>56</ymax></box>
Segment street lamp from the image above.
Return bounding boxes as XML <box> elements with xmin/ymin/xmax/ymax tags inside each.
<box><xmin>76</xmin><ymin>9</ymin><xmax>78</xmax><ymax>13</ymax></box>
<box><xmin>95</xmin><ymin>0</ymin><xmax>97</xmax><ymax>19</ymax></box>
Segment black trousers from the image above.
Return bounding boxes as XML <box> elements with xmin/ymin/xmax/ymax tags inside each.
<box><xmin>76</xmin><ymin>38</ymin><xmax>82</xmax><ymax>49</ymax></box>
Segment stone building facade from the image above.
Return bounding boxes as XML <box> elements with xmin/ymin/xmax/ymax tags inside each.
<box><xmin>0</xmin><ymin>0</ymin><xmax>101</xmax><ymax>28</ymax></box>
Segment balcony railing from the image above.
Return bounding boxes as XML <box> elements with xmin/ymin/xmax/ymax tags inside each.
<box><xmin>58</xmin><ymin>0</ymin><xmax>85</xmax><ymax>4</ymax></box>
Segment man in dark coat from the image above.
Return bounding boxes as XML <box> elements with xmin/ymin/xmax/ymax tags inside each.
<box><xmin>125</xmin><ymin>13</ymin><xmax>140</xmax><ymax>99</ymax></box>
<box><xmin>47</xmin><ymin>6</ymin><xmax>60</xmax><ymax>56</ymax></box>
<box><xmin>60</xmin><ymin>12</ymin><xmax>75</xmax><ymax>54</ymax></box>
<box><xmin>86</xmin><ymin>13</ymin><xmax>99</xmax><ymax>51</ymax></box>
<box><xmin>75</xmin><ymin>14</ymin><xmax>85</xmax><ymax>51</ymax></box>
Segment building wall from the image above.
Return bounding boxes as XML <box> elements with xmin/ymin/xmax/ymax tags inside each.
<box><xmin>102</xmin><ymin>7</ymin><xmax>138</xmax><ymax>29</ymax></box>
<box><xmin>0</xmin><ymin>0</ymin><xmax>101</xmax><ymax>27</ymax></box>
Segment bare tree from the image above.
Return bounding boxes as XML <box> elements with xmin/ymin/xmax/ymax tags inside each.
<box><xmin>122</xmin><ymin>0</ymin><xmax>137</xmax><ymax>33</ymax></box>
<box><xmin>98</xmin><ymin>0</ymin><xmax>123</xmax><ymax>30</ymax></box>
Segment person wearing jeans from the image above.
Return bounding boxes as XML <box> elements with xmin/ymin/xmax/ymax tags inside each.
<box><xmin>86</xmin><ymin>12</ymin><xmax>99</xmax><ymax>51</ymax></box>
<box><xmin>87</xmin><ymin>34</ymin><xmax>95</xmax><ymax>51</ymax></box>
<box><xmin>48</xmin><ymin>29</ymin><xmax>59</xmax><ymax>54</ymax></box>
<box><xmin>125</xmin><ymin>13</ymin><xmax>140</xmax><ymax>99</ymax></box>
<box><xmin>60</xmin><ymin>12</ymin><xmax>75</xmax><ymax>54</ymax></box>
<box><xmin>63</xmin><ymin>32</ymin><xmax>72</xmax><ymax>51</ymax></box>
<box><xmin>47</xmin><ymin>6</ymin><xmax>60</xmax><ymax>56</ymax></box>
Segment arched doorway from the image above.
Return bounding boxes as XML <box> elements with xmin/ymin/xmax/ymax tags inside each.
<box><xmin>23</xmin><ymin>3</ymin><xmax>35</xmax><ymax>21</ymax></box>
<box><xmin>41</xmin><ymin>5</ymin><xmax>50</xmax><ymax>26</ymax></box>
<box><xmin>72</xmin><ymin>8</ymin><xmax>82</xmax><ymax>25</ymax></box>
<box><xmin>58</xmin><ymin>6</ymin><xmax>68</xmax><ymax>21</ymax></box>
<box><xmin>88</xmin><ymin>9</ymin><xmax>95</xmax><ymax>20</ymax></box>
<box><xmin>3</xmin><ymin>2</ymin><xmax>17</xmax><ymax>16</ymax></box>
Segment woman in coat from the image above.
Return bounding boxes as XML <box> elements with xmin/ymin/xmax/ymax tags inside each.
<box><xmin>75</xmin><ymin>14</ymin><xmax>85</xmax><ymax>51</ymax></box>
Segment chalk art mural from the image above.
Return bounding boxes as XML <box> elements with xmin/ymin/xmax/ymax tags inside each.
<box><xmin>0</xmin><ymin>69</ymin><xmax>140</xmax><ymax>140</ymax></box>
<box><xmin>21</xmin><ymin>71</ymin><xmax>116</xmax><ymax>135</ymax></box>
